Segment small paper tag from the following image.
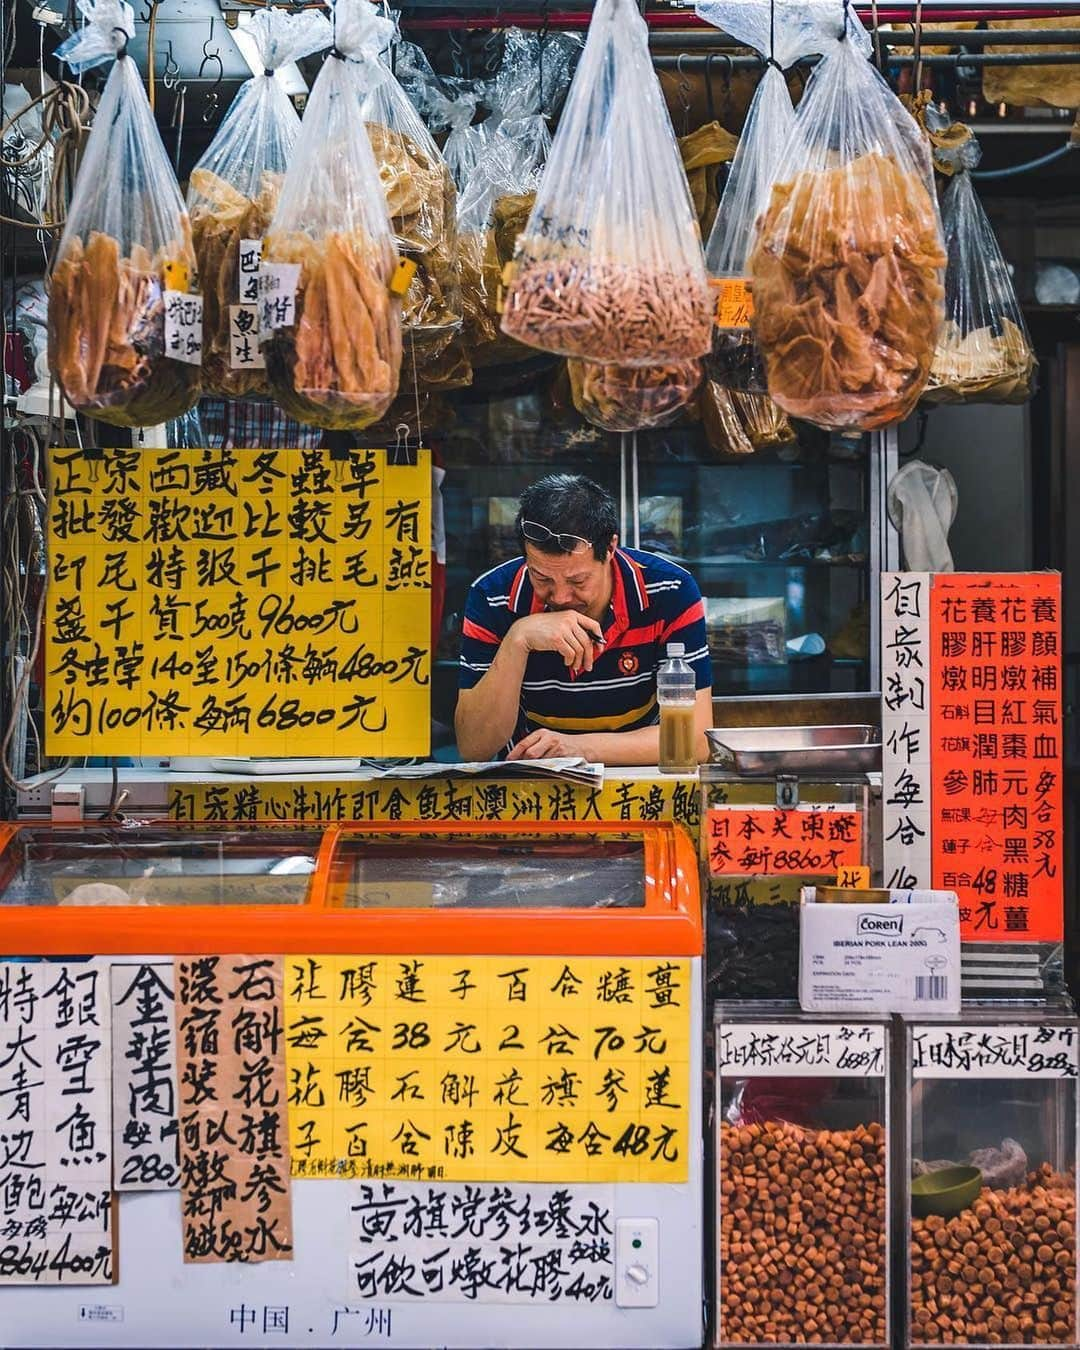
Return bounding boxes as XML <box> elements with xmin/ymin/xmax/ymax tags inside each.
<box><xmin>389</xmin><ymin>256</ymin><xmax>418</xmax><ymax>296</ymax></box>
<box><xmin>238</xmin><ymin>238</ymin><xmax>263</xmax><ymax>304</ymax></box>
<box><xmin>837</xmin><ymin>866</ymin><xmax>871</xmax><ymax>890</ymax></box>
<box><xmin>259</xmin><ymin>262</ymin><xmax>301</xmax><ymax>331</ymax></box>
<box><xmin>229</xmin><ymin>304</ymin><xmax>264</xmax><ymax>370</ymax></box>
<box><xmin>162</xmin><ymin>260</ymin><xmax>190</xmax><ymax>294</ymax></box>
<box><xmin>712</xmin><ymin>276</ymin><xmax>754</xmax><ymax>330</ymax></box>
<box><xmin>163</xmin><ymin>289</ymin><xmax>203</xmax><ymax>365</ymax></box>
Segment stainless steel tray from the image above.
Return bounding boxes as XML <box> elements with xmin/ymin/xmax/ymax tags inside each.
<box><xmin>705</xmin><ymin>725</ymin><xmax>881</xmax><ymax>776</ymax></box>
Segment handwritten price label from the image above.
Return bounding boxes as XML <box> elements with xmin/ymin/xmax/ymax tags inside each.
<box><xmin>712</xmin><ymin>276</ymin><xmax>754</xmax><ymax>330</ymax></box>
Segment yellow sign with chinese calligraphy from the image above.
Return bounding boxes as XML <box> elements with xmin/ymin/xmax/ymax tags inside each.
<box><xmin>45</xmin><ymin>447</ymin><xmax>431</xmax><ymax>757</ymax></box>
<box><xmin>284</xmin><ymin>954</ymin><xmax>691</xmax><ymax>1185</ymax></box>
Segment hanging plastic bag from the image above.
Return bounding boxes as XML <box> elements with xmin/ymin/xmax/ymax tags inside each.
<box><xmin>699</xmin><ymin>380</ymin><xmax>794</xmax><ymax>455</ymax></box>
<box><xmin>500</xmin><ymin>0</ymin><xmax>712</xmax><ymax>366</ymax></box>
<box><xmin>697</xmin><ymin>1</ymin><xmax>836</xmax><ymax>394</ymax></box>
<box><xmin>48</xmin><ymin>0</ymin><xmax>201</xmax><ymax>427</ymax></box>
<box><xmin>678</xmin><ymin>120</ymin><xmax>738</xmax><ymax>237</ymax></box>
<box><xmin>261</xmin><ymin>0</ymin><xmax>403</xmax><ymax>430</ymax></box>
<box><xmin>568</xmin><ymin>359</ymin><xmax>702</xmax><ymax>433</ymax></box>
<box><xmin>749</xmin><ymin>10</ymin><xmax>946</xmax><ymax>431</ymax></box>
<box><xmin>348</xmin><ymin>8</ymin><xmax>462</xmax><ymax>357</ymax></box>
<box><xmin>187</xmin><ymin>8</ymin><xmax>332</xmax><ymax>399</ymax></box>
<box><xmin>454</xmin><ymin>114</ymin><xmax>551</xmax><ymax>367</ymax></box>
<box><xmin>487</xmin><ymin>28</ymin><xmax>583</xmax><ymax>128</ymax></box>
<box><xmin>924</xmin><ymin>149</ymin><xmax>1036</xmax><ymax>404</ymax></box>
<box><xmin>420</xmin><ymin>77</ymin><xmax>490</xmax><ymax>191</ymax></box>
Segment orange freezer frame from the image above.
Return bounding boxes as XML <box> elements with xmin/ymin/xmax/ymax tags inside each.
<box><xmin>0</xmin><ymin>820</ymin><xmax>703</xmax><ymax>958</ymax></box>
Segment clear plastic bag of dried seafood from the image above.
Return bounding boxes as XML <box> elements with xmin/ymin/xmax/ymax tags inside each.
<box><xmin>423</xmin><ymin>78</ymin><xmax>490</xmax><ymax>192</ymax></box>
<box><xmin>187</xmin><ymin>8</ymin><xmax>332</xmax><ymax>399</ymax></box>
<box><xmin>261</xmin><ymin>0</ymin><xmax>403</xmax><ymax>430</ymax></box>
<box><xmin>500</xmin><ymin>0</ymin><xmax>712</xmax><ymax>366</ymax></box>
<box><xmin>924</xmin><ymin>144</ymin><xmax>1036</xmax><ymax>405</ymax></box>
<box><xmin>697</xmin><ymin>1</ymin><xmax>834</xmax><ymax>394</ymax></box>
<box><xmin>749</xmin><ymin>7</ymin><xmax>946</xmax><ymax>431</ymax></box>
<box><xmin>700</xmin><ymin>379</ymin><xmax>795</xmax><ymax>456</ymax></box>
<box><xmin>48</xmin><ymin>0</ymin><xmax>201</xmax><ymax>428</ymax></box>
<box><xmin>350</xmin><ymin>7</ymin><xmax>462</xmax><ymax>358</ymax></box>
<box><xmin>454</xmin><ymin>113</ymin><xmax>551</xmax><ymax>368</ymax></box>
<box><xmin>568</xmin><ymin>358</ymin><xmax>702</xmax><ymax>433</ymax></box>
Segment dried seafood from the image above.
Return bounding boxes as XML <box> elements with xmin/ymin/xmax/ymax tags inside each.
<box><xmin>49</xmin><ymin>229</ymin><xmax>200</xmax><ymax>428</ymax></box>
<box><xmin>568</xmin><ymin>358</ymin><xmax>702</xmax><ymax>432</ymax></box>
<box><xmin>750</xmin><ymin>152</ymin><xmax>946</xmax><ymax>431</ymax></box>
<box><xmin>925</xmin><ymin>318</ymin><xmax>1036</xmax><ymax>405</ymax></box>
<box><xmin>261</xmin><ymin>230</ymin><xmax>402</xmax><ymax>430</ymax></box>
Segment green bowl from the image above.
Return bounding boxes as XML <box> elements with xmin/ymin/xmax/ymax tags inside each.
<box><xmin>911</xmin><ymin>1166</ymin><xmax>983</xmax><ymax>1218</ymax></box>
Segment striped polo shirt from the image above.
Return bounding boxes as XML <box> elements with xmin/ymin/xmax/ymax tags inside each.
<box><xmin>459</xmin><ymin>546</ymin><xmax>712</xmax><ymax>748</ymax></box>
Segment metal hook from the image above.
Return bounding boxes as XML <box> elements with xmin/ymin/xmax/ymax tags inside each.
<box><xmin>704</xmin><ymin>52</ymin><xmax>716</xmax><ymax>123</ymax></box>
<box><xmin>198</xmin><ymin>16</ymin><xmax>224</xmax><ymax>122</ymax></box>
<box><xmin>162</xmin><ymin>40</ymin><xmax>179</xmax><ymax>90</ymax></box>
<box><xmin>170</xmin><ymin>82</ymin><xmax>187</xmax><ymax>176</ymax></box>
<box><xmin>676</xmin><ymin>53</ymin><xmax>692</xmax><ymax>135</ymax></box>
<box><xmin>138</xmin><ymin>0</ymin><xmax>152</xmax><ymax>23</ymax></box>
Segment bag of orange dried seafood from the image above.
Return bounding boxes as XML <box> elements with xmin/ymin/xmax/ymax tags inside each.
<box><xmin>187</xmin><ymin>8</ymin><xmax>331</xmax><ymax>400</ymax></box>
<box><xmin>260</xmin><ymin>0</ymin><xmax>403</xmax><ymax>430</ymax></box>
<box><xmin>568</xmin><ymin>359</ymin><xmax>702</xmax><ymax>433</ymax></box>
<box><xmin>500</xmin><ymin>0</ymin><xmax>712</xmax><ymax>367</ymax></box>
<box><xmin>48</xmin><ymin>0</ymin><xmax>201</xmax><ymax>428</ymax></box>
<box><xmin>749</xmin><ymin>7</ymin><xmax>947</xmax><ymax>432</ymax></box>
<box><xmin>697</xmin><ymin>0</ymin><xmax>838</xmax><ymax>394</ymax></box>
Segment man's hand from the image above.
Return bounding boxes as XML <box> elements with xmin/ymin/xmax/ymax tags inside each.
<box><xmin>510</xmin><ymin>611</ymin><xmax>604</xmax><ymax>673</ymax></box>
<box><xmin>506</xmin><ymin>729</ymin><xmax>592</xmax><ymax>762</ymax></box>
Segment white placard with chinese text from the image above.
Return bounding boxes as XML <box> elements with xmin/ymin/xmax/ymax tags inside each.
<box><xmin>718</xmin><ymin>1022</ymin><xmax>886</xmax><ymax>1078</ymax></box>
<box><xmin>912</xmin><ymin>1023</ymin><xmax>1079</xmax><ymax>1078</ymax></box>
<box><xmin>881</xmin><ymin>571</ymin><xmax>932</xmax><ymax>890</ymax></box>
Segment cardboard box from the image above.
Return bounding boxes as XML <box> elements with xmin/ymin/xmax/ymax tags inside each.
<box><xmin>799</xmin><ymin>887</ymin><xmax>961</xmax><ymax>1015</ymax></box>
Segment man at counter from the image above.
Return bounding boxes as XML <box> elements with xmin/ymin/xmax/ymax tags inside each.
<box><xmin>455</xmin><ymin>473</ymin><xmax>713</xmax><ymax>765</ymax></box>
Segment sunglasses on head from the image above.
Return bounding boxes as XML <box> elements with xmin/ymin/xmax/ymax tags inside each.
<box><xmin>520</xmin><ymin>519</ymin><xmax>593</xmax><ymax>553</ymax></box>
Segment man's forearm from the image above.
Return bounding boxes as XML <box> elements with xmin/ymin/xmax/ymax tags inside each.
<box><xmin>454</xmin><ymin>634</ymin><xmax>529</xmax><ymax>759</ymax></box>
<box><xmin>577</xmin><ymin>725</ymin><xmax>661</xmax><ymax>766</ymax></box>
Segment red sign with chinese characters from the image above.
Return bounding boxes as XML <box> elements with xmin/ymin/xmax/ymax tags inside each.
<box><xmin>706</xmin><ymin>808</ymin><xmax>863</xmax><ymax>877</ymax></box>
<box><xmin>929</xmin><ymin>574</ymin><xmax>1063</xmax><ymax>942</ymax></box>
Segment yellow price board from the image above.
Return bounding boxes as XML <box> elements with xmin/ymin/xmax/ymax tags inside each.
<box><xmin>45</xmin><ymin>447</ymin><xmax>431</xmax><ymax>757</ymax></box>
<box><xmin>284</xmin><ymin>954</ymin><xmax>691</xmax><ymax>1185</ymax></box>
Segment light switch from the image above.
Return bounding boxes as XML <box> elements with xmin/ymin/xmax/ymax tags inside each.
<box><xmin>615</xmin><ymin>1217</ymin><xmax>659</xmax><ymax>1308</ymax></box>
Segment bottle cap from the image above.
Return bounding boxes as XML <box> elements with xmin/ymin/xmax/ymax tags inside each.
<box><xmin>666</xmin><ymin>642</ymin><xmax>685</xmax><ymax>657</ymax></box>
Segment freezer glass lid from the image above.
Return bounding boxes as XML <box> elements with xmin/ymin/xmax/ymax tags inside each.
<box><xmin>0</xmin><ymin>826</ymin><xmax>323</xmax><ymax>906</ymax></box>
<box><xmin>329</xmin><ymin>835</ymin><xmax>647</xmax><ymax>909</ymax></box>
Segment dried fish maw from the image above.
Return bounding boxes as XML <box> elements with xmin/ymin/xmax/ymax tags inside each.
<box><xmin>750</xmin><ymin>152</ymin><xmax>945</xmax><ymax>430</ymax></box>
<box><xmin>925</xmin><ymin>318</ymin><xmax>1037</xmax><ymax>405</ymax></box>
<box><xmin>569</xmin><ymin>358</ymin><xmax>702</xmax><ymax>431</ymax></box>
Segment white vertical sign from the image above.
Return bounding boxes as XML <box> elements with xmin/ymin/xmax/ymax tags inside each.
<box><xmin>110</xmin><ymin>963</ymin><xmax>179</xmax><ymax>1190</ymax></box>
<box><xmin>881</xmin><ymin>572</ymin><xmax>932</xmax><ymax>889</ymax></box>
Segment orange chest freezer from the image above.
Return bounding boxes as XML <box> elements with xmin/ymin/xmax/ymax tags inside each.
<box><xmin>0</xmin><ymin>820</ymin><xmax>704</xmax><ymax>1350</ymax></box>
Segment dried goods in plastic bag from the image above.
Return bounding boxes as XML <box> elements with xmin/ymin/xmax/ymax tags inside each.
<box><xmin>697</xmin><ymin>0</ymin><xmax>836</xmax><ymax>393</ymax></box>
<box><xmin>568</xmin><ymin>358</ymin><xmax>702</xmax><ymax>432</ymax></box>
<box><xmin>678</xmin><ymin>121</ymin><xmax>737</xmax><ymax>237</ymax></box>
<box><xmin>749</xmin><ymin>11</ymin><xmax>947</xmax><ymax>431</ymax></box>
<box><xmin>48</xmin><ymin>0</ymin><xmax>200</xmax><ymax>427</ymax></box>
<box><xmin>354</xmin><ymin>12</ymin><xmax>462</xmax><ymax>357</ymax></box>
<box><xmin>261</xmin><ymin>0</ymin><xmax>403</xmax><ymax>430</ymax></box>
<box><xmin>700</xmin><ymin>379</ymin><xmax>794</xmax><ymax>455</ymax></box>
<box><xmin>925</xmin><ymin>166</ymin><xmax>1036</xmax><ymax>405</ymax></box>
<box><xmin>500</xmin><ymin>0</ymin><xmax>711</xmax><ymax>366</ymax></box>
<box><xmin>187</xmin><ymin>8</ymin><xmax>332</xmax><ymax>399</ymax></box>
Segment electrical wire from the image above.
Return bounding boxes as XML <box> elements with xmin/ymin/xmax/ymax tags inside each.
<box><xmin>972</xmin><ymin>142</ymin><xmax>1077</xmax><ymax>177</ymax></box>
<box><xmin>0</xmin><ymin>80</ymin><xmax>90</xmax><ymax>231</ymax></box>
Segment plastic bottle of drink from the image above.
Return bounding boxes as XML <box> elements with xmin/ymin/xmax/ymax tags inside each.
<box><xmin>657</xmin><ymin>642</ymin><xmax>697</xmax><ymax>774</ymax></box>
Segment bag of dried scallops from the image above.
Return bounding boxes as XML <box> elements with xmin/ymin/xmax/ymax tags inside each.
<box><xmin>500</xmin><ymin>0</ymin><xmax>712</xmax><ymax>366</ymax></box>
<box><xmin>260</xmin><ymin>0</ymin><xmax>403</xmax><ymax>430</ymax></box>
<box><xmin>350</xmin><ymin>8</ymin><xmax>462</xmax><ymax>358</ymax></box>
<box><xmin>697</xmin><ymin>0</ymin><xmax>837</xmax><ymax>393</ymax></box>
<box><xmin>187</xmin><ymin>8</ymin><xmax>332</xmax><ymax>399</ymax></box>
<box><xmin>749</xmin><ymin>9</ymin><xmax>947</xmax><ymax>431</ymax></box>
<box><xmin>48</xmin><ymin>0</ymin><xmax>201</xmax><ymax>427</ymax></box>
<box><xmin>924</xmin><ymin>145</ymin><xmax>1036</xmax><ymax>405</ymax></box>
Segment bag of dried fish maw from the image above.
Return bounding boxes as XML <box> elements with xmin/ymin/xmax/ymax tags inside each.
<box><xmin>48</xmin><ymin>0</ymin><xmax>201</xmax><ymax>428</ymax></box>
<box><xmin>697</xmin><ymin>0</ymin><xmax>834</xmax><ymax>393</ymax></box>
<box><xmin>924</xmin><ymin>149</ymin><xmax>1036</xmax><ymax>405</ymax></box>
<box><xmin>568</xmin><ymin>359</ymin><xmax>703</xmax><ymax>433</ymax></box>
<box><xmin>749</xmin><ymin>9</ymin><xmax>947</xmax><ymax>431</ymax></box>
<box><xmin>500</xmin><ymin>0</ymin><xmax>711</xmax><ymax>366</ymax></box>
<box><xmin>261</xmin><ymin>0</ymin><xmax>403</xmax><ymax>430</ymax></box>
<box><xmin>350</xmin><ymin>6</ymin><xmax>461</xmax><ymax>357</ymax></box>
<box><xmin>187</xmin><ymin>8</ymin><xmax>331</xmax><ymax>398</ymax></box>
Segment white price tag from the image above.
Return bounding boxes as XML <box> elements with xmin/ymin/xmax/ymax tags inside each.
<box><xmin>718</xmin><ymin>1022</ymin><xmax>886</xmax><ymax>1078</ymax></box>
<box><xmin>229</xmin><ymin>304</ymin><xmax>265</xmax><ymax>370</ymax></box>
<box><xmin>163</xmin><ymin>289</ymin><xmax>204</xmax><ymax>366</ymax></box>
<box><xmin>238</xmin><ymin>238</ymin><xmax>262</xmax><ymax>303</ymax></box>
<box><xmin>259</xmin><ymin>262</ymin><xmax>301</xmax><ymax>332</ymax></box>
<box><xmin>913</xmin><ymin>1024</ymin><xmax>1079</xmax><ymax>1078</ymax></box>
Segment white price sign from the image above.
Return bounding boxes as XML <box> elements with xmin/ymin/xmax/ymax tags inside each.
<box><xmin>259</xmin><ymin>262</ymin><xmax>301</xmax><ymax>331</ymax></box>
<box><xmin>229</xmin><ymin>304</ymin><xmax>265</xmax><ymax>370</ymax></box>
<box><xmin>238</xmin><ymin>238</ymin><xmax>262</xmax><ymax>303</ymax></box>
<box><xmin>913</xmin><ymin>1024</ymin><xmax>1079</xmax><ymax>1078</ymax></box>
<box><xmin>718</xmin><ymin>1022</ymin><xmax>886</xmax><ymax>1078</ymax></box>
<box><xmin>163</xmin><ymin>289</ymin><xmax>204</xmax><ymax>365</ymax></box>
